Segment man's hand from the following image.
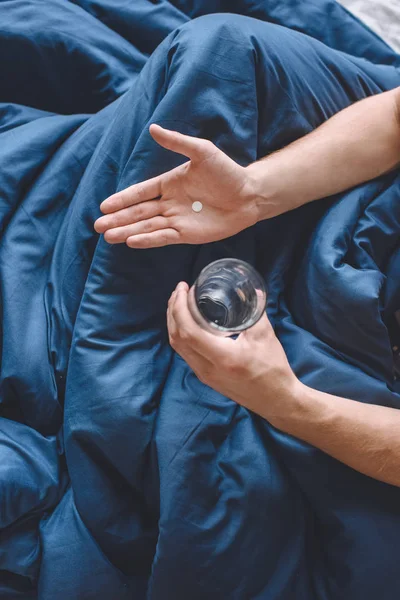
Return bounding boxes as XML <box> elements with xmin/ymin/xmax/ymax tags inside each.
<box><xmin>167</xmin><ymin>282</ymin><xmax>400</xmax><ymax>488</ymax></box>
<box><xmin>94</xmin><ymin>124</ymin><xmax>258</xmax><ymax>249</ymax></box>
<box><xmin>95</xmin><ymin>89</ymin><xmax>400</xmax><ymax>249</ymax></box>
<box><xmin>167</xmin><ymin>281</ymin><xmax>300</xmax><ymax>418</ymax></box>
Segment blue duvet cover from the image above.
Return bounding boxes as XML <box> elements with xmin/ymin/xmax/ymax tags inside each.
<box><xmin>1</xmin><ymin>1</ymin><xmax>400</xmax><ymax>598</ymax></box>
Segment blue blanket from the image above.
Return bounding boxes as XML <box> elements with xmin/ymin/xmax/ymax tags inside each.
<box><xmin>1</xmin><ymin>1</ymin><xmax>400</xmax><ymax>598</ymax></box>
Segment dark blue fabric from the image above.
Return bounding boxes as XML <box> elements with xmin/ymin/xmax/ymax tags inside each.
<box><xmin>0</xmin><ymin>1</ymin><xmax>399</xmax><ymax>598</ymax></box>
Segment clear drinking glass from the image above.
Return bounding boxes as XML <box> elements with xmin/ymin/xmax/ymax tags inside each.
<box><xmin>188</xmin><ymin>258</ymin><xmax>267</xmax><ymax>336</ymax></box>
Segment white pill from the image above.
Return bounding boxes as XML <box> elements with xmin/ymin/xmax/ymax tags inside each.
<box><xmin>192</xmin><ymin>201</ymin><xmax>203</xmax><ymax>213</ymax></box>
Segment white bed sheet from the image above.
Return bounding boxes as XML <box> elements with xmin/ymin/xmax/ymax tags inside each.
<box><xmin>339</xmin><ymin>0</ymin><xmax>400</xmax><ymax>52</ymax></box>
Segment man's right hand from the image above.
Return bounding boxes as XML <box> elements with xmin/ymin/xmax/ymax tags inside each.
<box><xmin>94</xmin><ymin>124</ymin><xmax>259</xmax><ymax>249</ymax></box>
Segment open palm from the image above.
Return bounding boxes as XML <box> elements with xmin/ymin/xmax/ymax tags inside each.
<box><xmin>94</xmin><ymin>124</ymin><xmax>258</xmax><ymax>248</ymax></box>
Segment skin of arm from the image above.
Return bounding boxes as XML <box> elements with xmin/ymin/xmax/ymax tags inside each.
<box><xmin>167</xmin><ymin>283</ymin><xmax>400</xmax><ymax>488</ymax></box>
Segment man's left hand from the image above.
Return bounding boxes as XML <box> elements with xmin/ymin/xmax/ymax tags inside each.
<box><xmin>167</xmin><ymin>282</ymin><xmax>300</xmax><ymax>419</ymax></box>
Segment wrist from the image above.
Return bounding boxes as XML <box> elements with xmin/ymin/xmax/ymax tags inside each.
<box><xmin>256</xmin><ymin>375</ymin><xmax>306</xmax><ymax>427</ymax></box>
<box><xmin>243</xmin><ymin>161</ymin><xmax>277</xmax><ymax>223</ymax></box>
<box><xmin>267</xmin><ymin>380</ymin><xmax>334</xmax><ymax>442</ymax></box>
<box><xmin>263</xmin><ymin>379</ymin><xmax>318</xmax><ymax>432</ymax></box>
<box><xmin>244</xmin><ymin>159</ymin><xmax>299</xmax><ymax>223</ymax></box>
<box><xmin>244</xmin><ymin>157</ymin><xmax>311</xmax><ymax>222</ymax></box>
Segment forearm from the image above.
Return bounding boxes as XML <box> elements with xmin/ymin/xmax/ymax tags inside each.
<box><xmin>246</xmin><ymin>88</ymin><xmax>400</xmax><ymax>219</ymax></box>
<box><xmin>266</xmin><ymin>383</ymin><xmax>400</xmax><ymax>487</ymax></box>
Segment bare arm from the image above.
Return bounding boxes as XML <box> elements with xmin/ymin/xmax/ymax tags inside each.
<box><xmin>268</xmin><ymin>385</ymin><xmax>400</xmax><ymax>487</ymax></box>
<box><xmin>167</xmin><ymin>284</ymin><xmax>400</xmax><ymax>488</ymax></box>
<box><xmin>247</xmin><ymin>87</ymin><xmax>400</xmax><ymax>219</ymax></box>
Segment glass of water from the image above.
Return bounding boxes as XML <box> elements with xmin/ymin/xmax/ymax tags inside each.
<box><xmin>187</xmin><ymin>258</ymin><xmax>267</xmax><ymax>336</ymax></box>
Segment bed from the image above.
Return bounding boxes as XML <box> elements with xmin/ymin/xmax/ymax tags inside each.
<box><xmin>0</xmin><ymin>1</ymin><xmax>399</xmax><ymax>599</ymax></box>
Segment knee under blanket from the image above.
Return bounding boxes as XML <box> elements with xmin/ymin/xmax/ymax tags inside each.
<box><xmin>1</xmin><ymin>1</ymin><xmax>400</xmax><ymax>599</ymax></box>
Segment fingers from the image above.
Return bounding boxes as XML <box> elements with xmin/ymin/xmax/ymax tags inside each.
<box><xmin>100</xmin><ymin>175</ymin><xmax>162</xmax><ymax>214</ymax></box>
<box><xmin>99</xmin><ymin>125</ymin><xmax>214</xmax><ymax>217</ymax></box>
<box><xmin>167</xmin><ymin>290</ymin><xmax>178</xmax><ymax>337</ymax></box>
<box><xmin>94</xmin><ymin>199</ymin><xmax>161</xmax><ymax>234</ymax></box>
<box><xmin>104</xmin><ymin>216</ymin><xmax>172</xmax><ymax>244</ymax></box>
<box><xmin>126</xmin><ymin>229</ymin><xmax>181</xmax><ymax>248</ymax></box>
<box><xmin>150</xmin><ymin>124</ymin><xmax>215</xmax><ymax>162</ymax></box>
<box><xmin>167</xmin><ymin>287</ymin><xmax>215</xmax><ymax>379</ymax></box>
<box><xmin>169</xmin><ymin>282</ymin><xmax>231</xmax><ymax>360</ymax></box>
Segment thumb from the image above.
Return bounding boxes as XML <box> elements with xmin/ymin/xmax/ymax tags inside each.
<box><xmin>149</xmin><ymin>124</ymin><xmax>212</xmax><ymax>161</ymax></box>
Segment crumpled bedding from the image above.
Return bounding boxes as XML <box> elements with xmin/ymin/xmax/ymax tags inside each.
<box><xmin>1</xmin><ymin>1</ymin><xmax>400</xmax><ymax>599</ymax></box>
